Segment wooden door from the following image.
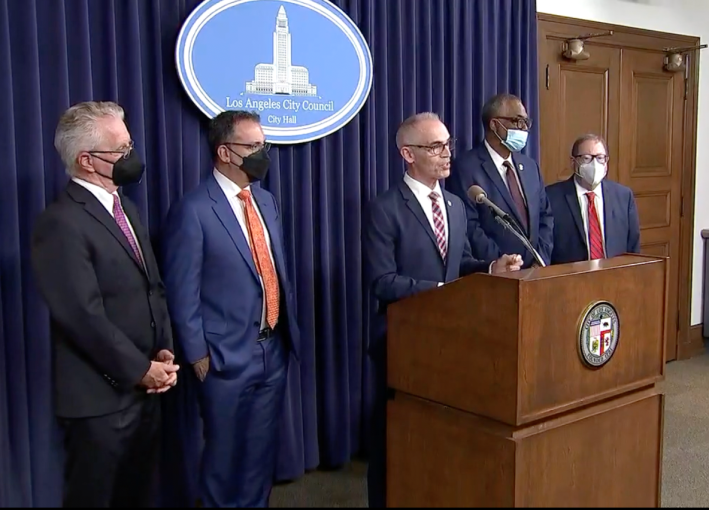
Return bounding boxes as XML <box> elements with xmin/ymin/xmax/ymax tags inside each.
<box><xmin>537</xmin><ymin>16</ymin><xmax>700</xmax><ymax>361</ymax></box>
<box><xmin>538</xmin><ymin>40</ymin><xmax>620</xmax><ymax>182</ymax></box>
<box><xmin>618</xmin><ymin>48</ymin><xmax>685</xmax><ymax>361</ymax></box>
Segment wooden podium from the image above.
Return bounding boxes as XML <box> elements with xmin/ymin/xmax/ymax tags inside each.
<box><xmin>386</xmin><ymin>254</ymin><xmax>667</xmax><ymax>507</ymax></box>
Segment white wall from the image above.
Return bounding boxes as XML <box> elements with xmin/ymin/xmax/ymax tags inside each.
<box><xmin>537</xmin><ymin>0</ymin><xmax>709</xmax><ymax>325</ymax></box>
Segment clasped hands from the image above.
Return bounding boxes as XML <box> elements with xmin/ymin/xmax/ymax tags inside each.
<box><xmin>490</xmin><ymin>253</ymin><xmax>523</xmax><ymax>273</ymax></box>
<box><xmin>140</xmin><ymin>349</ymin><xmax>180</xmax><ymax>394</ymax></box>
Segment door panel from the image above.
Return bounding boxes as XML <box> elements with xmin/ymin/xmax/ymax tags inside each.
<box><xmin>539</xmin><ymin>35</ymin><xmax>620</xmax><ymax>183</ymax></box>
<box><xmin>619</xmin><ymin>48</ymin><xmax>685</xmax><ymax>359</ymax></box>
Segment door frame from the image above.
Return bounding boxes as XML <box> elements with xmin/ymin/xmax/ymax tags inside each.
<box><xmin>536</xmin><ymin>13</ymin><xmax>701</xmax><ymax>360</ymax></box>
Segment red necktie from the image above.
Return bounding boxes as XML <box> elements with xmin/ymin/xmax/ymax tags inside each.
<box><xmin>586</xmin><ymin>192</ymin><xmax>605</xmax><ymax>260</ymax></box>
<box><xmin>237</xmin><ymin>189</ymin><xmax>280</xmax><ymax>328</ymax></box>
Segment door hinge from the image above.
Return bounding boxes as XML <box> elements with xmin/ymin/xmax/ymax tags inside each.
<box><xmin>545</xmin><ymin>65</ymin><xmax>550</xmax><ymax>90</ymax></box>
<box><xmin>684</xmin><ymin>76</ymin><xmax>688</xmax><ymax>100</ymax></box>
<box><xmin>677</xmin><ymin>309</ymin><xmax>681</xmax><ymax>331</ymax></box>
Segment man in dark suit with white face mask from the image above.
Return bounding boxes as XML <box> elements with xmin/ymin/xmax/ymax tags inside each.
<box><xmin>546</xmin><ymin>133</ymin><xmax>641</xmax><ymax>264</ymax></box>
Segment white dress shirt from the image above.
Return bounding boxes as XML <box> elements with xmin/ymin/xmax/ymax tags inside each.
<box><xmin>484</xmin><ymin>139</ymin><xmax>527</xmax><ymax>205</ymax></box>
<box><xmin>574</xmin><ymin>178</ymin><xmax>606</xmax><ymax>258</ymax></box>
<box><xmin>71</xmin><ymin>177</ymin><xmax>144</xmax><ymax>261</ymax></box>
<box><xmin>403</xmin><ymin>171</ymin><xmax>449</xmax><ymax>242</ymax></box>
<box><xmin>213</xmin><ymin>169</ymin><xmax>276</xmax><ymax>330</ymax></box>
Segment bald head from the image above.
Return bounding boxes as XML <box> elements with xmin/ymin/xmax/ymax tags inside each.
<box><xmin>395</xmin><ymin>112</ymin><xmax>452</xmax><ymax>187</ymax></box>
<box><xmin>396</xmin><ymin>112</ymin><xmax>442</xmax><ymax>149</ymax></box>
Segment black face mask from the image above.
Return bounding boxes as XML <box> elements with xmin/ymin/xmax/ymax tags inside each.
<box><xmin>233</xmin><ymin>147</ymin><xmax>270</xmax><ymax>182</ymax></box>
<box><xmin>93</xmin><ymin>150</ymin><xmax>145</xmax><ymax>187</ymax></box>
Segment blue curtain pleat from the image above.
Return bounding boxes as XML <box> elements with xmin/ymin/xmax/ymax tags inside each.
<box><xmin>0</xmin><ymin>0</ymin><xmax>538</xmax><ymax>506</ymax></box>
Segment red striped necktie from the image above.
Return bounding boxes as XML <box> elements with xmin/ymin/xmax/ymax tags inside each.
<box><xmin>586</xmin><ymin>191</ymin><xmax>605</xmax><ymax>260</ymax></box>
<box><xmin>429</xmin><ymin>191</ymin><xmax>448</xmax><ymax>260</ymax></box>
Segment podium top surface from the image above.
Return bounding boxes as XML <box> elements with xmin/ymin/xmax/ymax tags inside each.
<box><xmin>490</xmin><ymin>254</ymin><xmax>664</xmax><ymax>282</ymax></box>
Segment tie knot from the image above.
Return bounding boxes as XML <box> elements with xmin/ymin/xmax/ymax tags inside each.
<box><xmin>429</xmin><ymin>191</ymin><xmax>440</xmax><ymax>202</ymax></box>
<box><xmin>586</xmin><ymin>191</ymin><xmax>596</xmax><ymax>201</ymax></box>
<box><xmin>503</xmin><ymin>160</ymin><xmax>514</xmax><ymax>172</ymax></box>
<box><xmin>238</xmin><ymin>189</ymin><xmax>251</xmax><ymax>201</ymax></box>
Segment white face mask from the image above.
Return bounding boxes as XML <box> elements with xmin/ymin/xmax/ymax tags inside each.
<box><xmin>576</xmin><ymin>160</ymin><xmax>607</xmax><ymax>189</ymax></box>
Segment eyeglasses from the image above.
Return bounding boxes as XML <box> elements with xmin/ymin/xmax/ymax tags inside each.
<box><xmin>406</xmin><ymin>138</ymin><xmax>456</xmax><ymax>156</ymax></box>
<box><xmin>88</xmin><ymin>140</ymin><xmax>135</xmax><ymax>160</ymax></box>
<box><xmin>574</xmin><ymin>154</ymin><xmax>609</xmax><ymax>164</ymax></box>
<box><xmin>496</xmin><ymin>116</ymin><xmax>533</xmax><ymax>130</ymax></box>
<box><xmin>224</xmin><ymin>141</ymin><xmax>271</xmax><ymax>153</ymax></box>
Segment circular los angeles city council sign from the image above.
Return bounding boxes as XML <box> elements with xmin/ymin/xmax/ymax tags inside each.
<box><xmin>175</xmin><ymin>0</ymin><xmax>374</xmax><ymax>144</ymax></box>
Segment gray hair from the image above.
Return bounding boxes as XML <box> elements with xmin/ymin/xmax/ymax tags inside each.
<box><xmin>54</xmin><ymin>101</ymin><xmax>125</xmax><ymax>176</ymax></box>
<box><xmin>571</xmin><ymin>133</ymin><xmax>609</xmax><ymax>156</ymax></box>
<box><xmin>396</xmin><ymin>112</ymin><xmax>441</xmax><ymax>149</ymax></box>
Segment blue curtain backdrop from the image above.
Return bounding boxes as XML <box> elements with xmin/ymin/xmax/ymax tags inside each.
<box><xmin>0</xmin><ymin>0</ymin><xmax>539</xmax><ymax>506</ymax></box>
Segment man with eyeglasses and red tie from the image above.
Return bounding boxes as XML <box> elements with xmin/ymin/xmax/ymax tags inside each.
<box><xmin>161</xmin><ymin>110</ymin><xmax>300</xmax><ymax>508</ymax></box>
<box><xmin>545</xmin><ymin>134</ymin><xmax>641</xmax><ymax>264</ymax></box>
<box><xmin>446</xmin><ymin>93</ymin><xmax>555</xmax><ymax>268</ymax></box>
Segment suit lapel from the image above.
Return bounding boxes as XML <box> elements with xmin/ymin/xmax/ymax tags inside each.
<box><xmin>398</xmin><ymin>181</ymin><xmax>441</xmax><ymax>258</ymax></box>
<box><xmin>601</xmin><ymin>180</ymin><xmax>617</xmax><ymax>255</ymax></box>
<box><xmin>477</xmin><ymin>145</ymin><xmax>523</xmax><ymax>225</ymax></box>
<box><xmin>120</xmin><ymin>195</ymin><xmax>153</xmax><ymax>278</ymax></box>
<box><xmin>512</xmin><ymin>155</ymin><xmax>536</xmax><ymax>236</ymax></box>
<box><xmin>564</xmin><ymin>178</ymin><xmax>588</xmax><ymax>248</ymax></box>
<box><xmin>206</xmin><ymin>176</ymin><xmax>259</xmax><ymax>281</ymax></box>
<box><xmin>66</xmin><ymin>182</ymin><xmax>146</xmax><ymax>274</ymax></box>
<box><xmin>442</xmin><ymin>190</ymin><xmax>461</xmax><ymax>279</ymax></box>
<box><xmin>251</xmin><ymin>186</ymin><xmax>287</xmax><ymax>279</ymax></box>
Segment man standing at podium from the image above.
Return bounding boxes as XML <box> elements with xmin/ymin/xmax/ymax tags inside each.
<box><xmin>362</xmin><ymin>112</ymin><xmax>523</xmax><ymax>508</ymax></box>
<box><xmin>546</xmin><ymin>134</ymin><xmax>641</xmax><ymax>264</ymax></box>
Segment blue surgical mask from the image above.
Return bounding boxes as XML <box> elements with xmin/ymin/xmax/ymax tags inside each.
<box><xmin>500</xmin><ymin>129</ymin><xmax>528</xmax><ymax>153</ymax></box>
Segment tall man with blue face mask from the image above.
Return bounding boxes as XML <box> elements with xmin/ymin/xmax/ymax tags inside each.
<box><xmin>545</xmin><ymin>134</ymin><xmax>641</xmax><ymax>264</ymax></box>
<box><xmin>446</xmin><ymin>93</ymin><xmax>554</xmax><ymax>268</ymax></box>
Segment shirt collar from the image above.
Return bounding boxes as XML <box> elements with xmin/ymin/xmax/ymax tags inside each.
<box><xmin>213</xmin><ymin>168</ymin><xmax>251</xmax><ymax>198</ymax></box>
<box><xmin>574</xmin><ymin>175</ymin><xmax>604</xmax><ymax>199</ymax></box>
<box><xmin>71</xmin><ymin>177</ymin><xmax>116</xmax><ymax>213</ymax></box>
<box><xmin>403</xmin><ymin>172</ymin><xmax>444</xmax><ymax>201</ymax></box>
<box><xmin>484</xmin><ymin>139</ymin><xmax>514</xmax><ymax>170</ymax></box>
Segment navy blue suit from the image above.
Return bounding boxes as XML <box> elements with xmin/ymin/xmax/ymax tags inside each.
<box><xmin>546</xmin><ymin>177</ymin><xmax>641</xmax><ymax>264</ymax></box>
<box><xmin>161</xmin><ymin>173</ymin><xmax>300</xmax><ymax>508</ymax></box>
<box><xmin>446</xmin><ymin>144</ymin><xmax>554</xmax><ymax>267</ymax></box>
<box><xmin>362</xmin><ymin>179</ymin><xmax>490</xmax><ymax>508</ymax></box>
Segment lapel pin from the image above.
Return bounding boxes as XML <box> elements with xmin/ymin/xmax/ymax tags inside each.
<box><xmin>447</xmin><ymin>200</ymin><xmax>452</xmax><ymax>207</ymax></box>
<box><xmin>519</xmin><ymin>163</ymin><xmax>524</xmax><ymax>171</ymax></box>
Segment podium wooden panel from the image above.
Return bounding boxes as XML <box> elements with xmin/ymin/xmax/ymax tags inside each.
<box><xmin>386</xmin><ymin>255</ymin><xmax>667</xmax><ymax>507</ymax></box>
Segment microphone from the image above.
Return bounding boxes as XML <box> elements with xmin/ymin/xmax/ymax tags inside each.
<box><xmin>467</xmin><ymin>185</ymin><xmax>515</xmax><ymax>224</ymax></box>
<box><xmin>466</xmin><ymin>185</ymin><xmax>547</xmax><ymax>268</ymax></box>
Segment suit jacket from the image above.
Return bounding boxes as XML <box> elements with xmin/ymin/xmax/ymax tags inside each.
<box><xmin>31</xmin><ymin>180</ymin><xmax>173</xmax><ymax>419</ymax></box>
<box><xmin>546</xmin><ymin>177</ymin><xmax>641</xmax><ymax>264</ymax></box>
<box><xmin>161</xmin><ymin>174</ymin><xmax>300</xmax><ymax>375</ymax></box>
<box><xmin>446</xmin><ymin>144</ymin><xmax>554</xmax><ymax>267</ymax></box>
<box><xmin>363</xmin><ymin>179</ymin><xmax>490</xmax><ymax>354</ymax></box>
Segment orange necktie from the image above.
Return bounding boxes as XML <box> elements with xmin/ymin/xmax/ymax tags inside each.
<box><xmin>237</xmin><ymin>189</ymin><xmax>280</xmax><ymax>329</ymax></box>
